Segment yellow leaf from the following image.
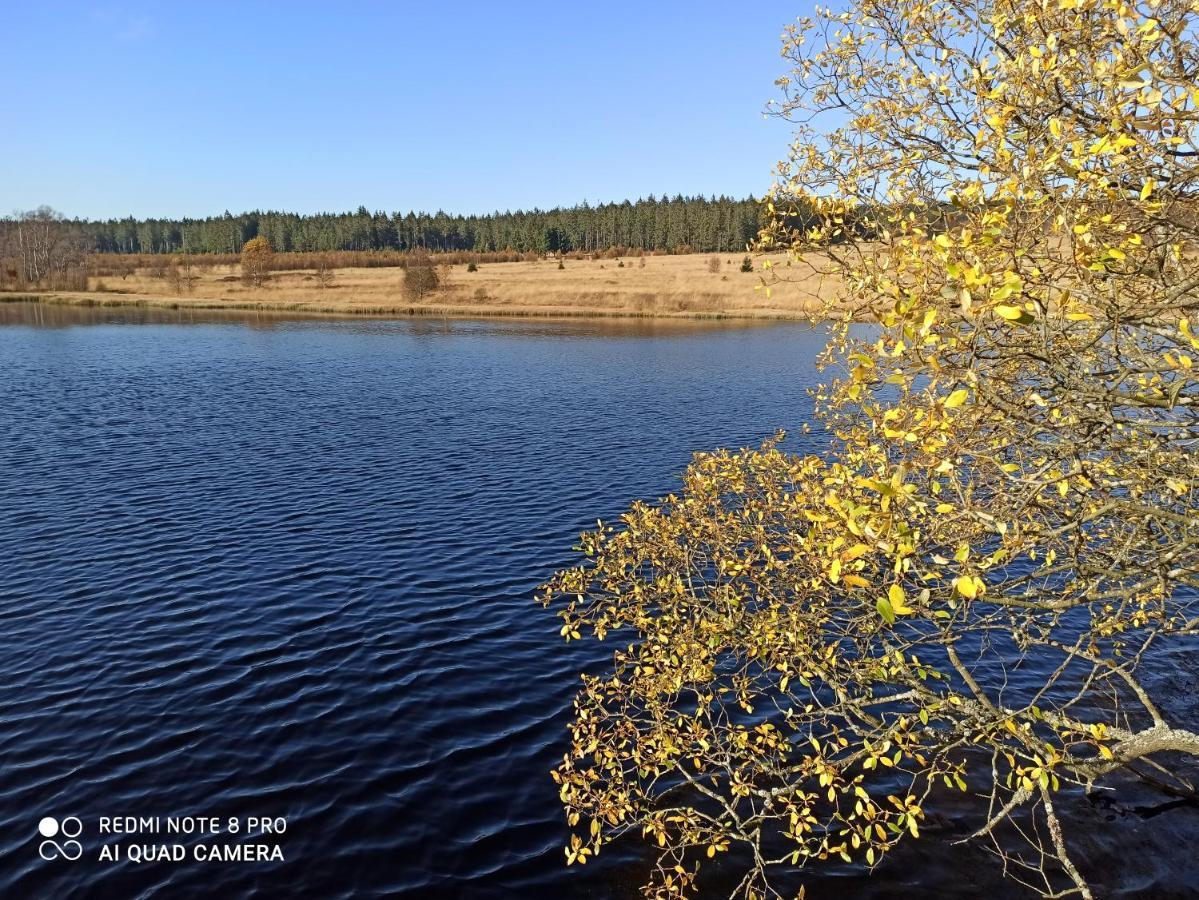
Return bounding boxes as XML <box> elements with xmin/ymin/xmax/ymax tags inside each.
<box><xmin>944</xmin><ymin>388</ymin><xmax>969</xmax><ymax>409</ymax></box>
<box><xmin>954</xmin><ymin>576</ymin><xmax>978</xmax><ymax>599</ymax></box>
<box><xmin>994</xmin><ymin>305</ymin><xmax>1023</xmax><ymax>320</ymax></box>
<box><xmin>889</xmin><ymin>584</ymin><xmax>915</xmax><ymax>615</ymax></box>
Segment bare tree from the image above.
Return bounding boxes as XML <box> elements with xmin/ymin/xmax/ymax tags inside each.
<box><xmin>165</xmin><ymin>259</ymin><xmax>182</xmax><ymax>294</ymax></box>
<box><xmin>314</xmin><ymin>253</ymin><xmax>335</xmax><ymax>289</ymax></box>
<box><xmin>403</xmin><ymin>253</ymin><xmax>440</xmax><ymax>300</ymax></box>
<box><xmin>178</xmin><ymin>256</ymin><xmax>197</xmax><ymax>294</ymax></box>
<box><xmin>1</xmin><ymin>207</ymin><xmax>89</xmax><ymax>290</ymax></box>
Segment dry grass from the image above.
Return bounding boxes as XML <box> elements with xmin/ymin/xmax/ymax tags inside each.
<box><xmin>28</xmin><ymin>253</ymin><xmax>842</xmax><ymax>321</ymax></box>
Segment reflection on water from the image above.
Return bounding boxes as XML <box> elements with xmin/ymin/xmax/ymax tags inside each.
<box><xmin>0</xmin><ymin>305</ymin><xmax>1194</xmax><ymax>899</ymax></box>
<box><xmin>0</xmin><ymin>299</ymin><xmax>787</xmax><ymax>337</ymax></box>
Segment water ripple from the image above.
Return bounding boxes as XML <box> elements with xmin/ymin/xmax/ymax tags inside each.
<box><xmin>0</xmin><ymin>306</ymin><xmax>1194</xmax><ymax>898</ymax></box>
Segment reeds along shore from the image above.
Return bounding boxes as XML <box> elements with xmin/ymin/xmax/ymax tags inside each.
<box><xmin>14</xmin><ymin>252</ymin><xmax>838</xmax><ymax>320</ymax></box>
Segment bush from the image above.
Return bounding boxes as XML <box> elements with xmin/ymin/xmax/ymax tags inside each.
<box><xmin>467</xmin><ymin>261</ymin><xmax>478</xmax><ymax>273</ymax></box>
<box><xmin>707</xmin><ymin>256</ymin><xmax>721</xmax><ymax>273</ymax></box>
<box><xmin>739</xmin><ymin>255</ymin><xmax>753</xmax><ymax>273</ymax></box>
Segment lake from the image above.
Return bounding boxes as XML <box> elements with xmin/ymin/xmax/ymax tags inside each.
<box><xmin>0</xmin><ymin>303</ymin><xmax>1194</xmax><ymax>899</ymax></box>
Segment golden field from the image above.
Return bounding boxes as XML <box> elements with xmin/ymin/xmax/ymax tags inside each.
<box><xmin>13</xmin><ymin>253</ymin><xmax>839</xmax><ymax>320</ymax></box>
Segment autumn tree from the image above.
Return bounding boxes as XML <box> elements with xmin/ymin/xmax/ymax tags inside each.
<box><xmin>541</xmin><ymin>3</ymin><xmax>1199</xmax><ymax>898</ymax></box>
<box><xmin>241</xmin><ymin>236</ymin><xmax>273</xmax><ymax>287</ymax></box>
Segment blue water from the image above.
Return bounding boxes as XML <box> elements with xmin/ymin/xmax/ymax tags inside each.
<box><xmin>0</xmin><ymin>304</ymin><xmax>1194</xmax><ymax>899</ymax></box>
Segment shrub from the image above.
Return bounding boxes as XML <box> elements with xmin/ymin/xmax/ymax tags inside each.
<box><xmin>739</xmin><ymin>255</ymin><xmax>753</xmax><ymax>273</ymax></box>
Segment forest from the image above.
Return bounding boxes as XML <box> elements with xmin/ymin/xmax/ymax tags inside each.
<box><xmin>84</xmin><ymin>195</ymin><xmax>764</xmax><ymax>256</ymax></box>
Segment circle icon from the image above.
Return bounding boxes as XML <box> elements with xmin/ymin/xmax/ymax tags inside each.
<box><xmin>37</xmin><ymin>817</ymin><xmax>82</xmax><ymax>860</ymax></box>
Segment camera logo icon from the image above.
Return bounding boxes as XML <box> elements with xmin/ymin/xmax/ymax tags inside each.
<box><xmin>38</xmin><ymin>817</ymin><xmax>83</xmax><ymax>861</ymax></box>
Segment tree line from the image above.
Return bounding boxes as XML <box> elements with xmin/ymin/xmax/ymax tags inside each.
<box><xmin>85</xmin><ymin>195</ymin><xmax>765</xmax><ymax>256</ymax></box>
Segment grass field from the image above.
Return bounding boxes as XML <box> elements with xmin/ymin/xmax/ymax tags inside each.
<box><xmin>18</xmin><ymin>253</ymin><xmax>839</xmax><ymax>320</ymax></box>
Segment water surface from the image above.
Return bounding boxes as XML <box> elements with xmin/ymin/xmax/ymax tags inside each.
<box><xmin>0</xmin><ymin>303</ymin><xmax>1194</xmax><ymax>898</ymax></box>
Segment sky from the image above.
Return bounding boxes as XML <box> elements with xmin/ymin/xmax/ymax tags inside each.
<box><xmin>6</xmin><ymin>2</ymin><xmax>802</xmax><ymax>221</ymax></box>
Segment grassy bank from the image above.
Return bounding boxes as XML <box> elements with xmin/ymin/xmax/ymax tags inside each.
<box><xmin>6</xmin><ymin>253</ymin><xmax>836</xmax><ymax>321</ymax></box>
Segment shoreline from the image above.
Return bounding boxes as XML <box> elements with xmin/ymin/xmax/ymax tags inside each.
<box><xmin>0</xmin><ymin>291</ymin><xmax>824</xmax><ymax>324</ymax></box>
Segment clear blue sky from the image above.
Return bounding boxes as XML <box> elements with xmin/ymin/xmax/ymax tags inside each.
<box><xmin>8</xmin><ymin>2</ymin><xmax>801</xmax><ymax>220</ymax></box>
